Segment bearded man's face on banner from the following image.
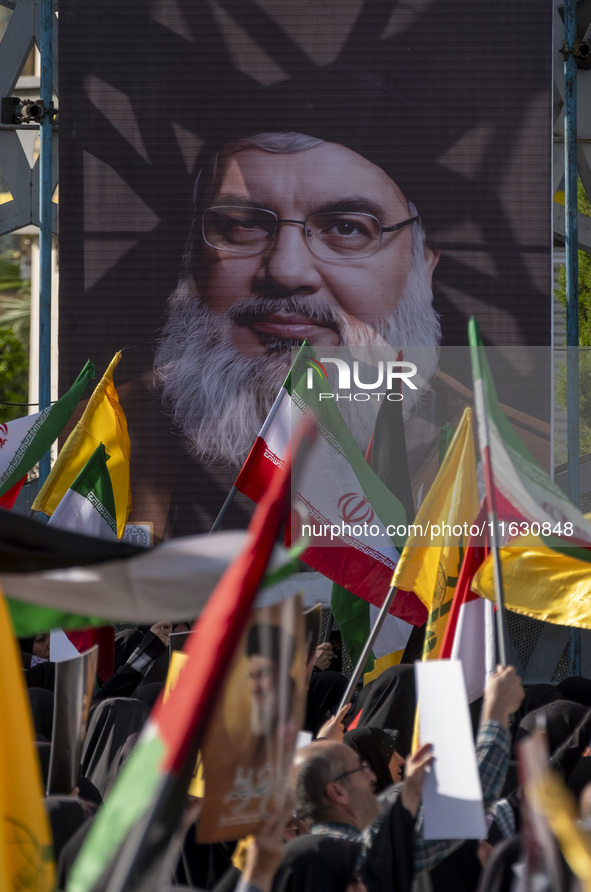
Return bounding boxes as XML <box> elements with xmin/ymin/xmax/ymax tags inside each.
<box><xmin>155</xmin><ymin>134</ymin><xmax>442</xmax><ymax>464</ymax></box>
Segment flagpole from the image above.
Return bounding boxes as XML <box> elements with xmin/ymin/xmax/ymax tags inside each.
<box><xmin>337</xmin><ymin>585</ymin><xmax>399</xmax><ymax>712</ymax></box>
<box><xmin>209</xmin><ymin>485</ymin><xmax>238</xmax><ymax>534</ymax></box>
<box><xmin>469</xmin><ymin>323</ymin><xmax>508</xmax><ymax>666</ymax></box>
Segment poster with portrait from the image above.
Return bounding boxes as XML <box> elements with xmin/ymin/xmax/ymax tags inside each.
<box><xmin>58</xmin><ymin>0</ymin><xmax>553</xmax><ymax>542</ymax></box>
<box><xmin>197</xmin><ymin>594</ymin><xmax>306</xmax><ymax>843</ymax></box>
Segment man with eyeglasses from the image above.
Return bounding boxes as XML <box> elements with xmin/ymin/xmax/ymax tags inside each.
<box><xmin>154</xmin><ymin>127</ymin><xmax>440</xmax><ymax>462</ymax></box>
<box><xmin>133</xmin><ymin>117</ymin><xmax>442</xmax><ymax>539</ymax></box>
<box><xmin>260</xmin><ymin>665</ymin><xmax>524</xmax><ymax>892</ymax></box>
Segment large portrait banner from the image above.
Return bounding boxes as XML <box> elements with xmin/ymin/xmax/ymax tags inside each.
<box><xmin>59</xmin><ymin>0</ymin><xmax>553</xmax><ymax>541</ymax></box>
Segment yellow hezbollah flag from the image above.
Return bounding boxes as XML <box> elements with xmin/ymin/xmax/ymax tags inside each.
<box><xmin>393</xmin><ymin>408</ymin><xmax>478</xmax><ymax>659</ymax></box>
<box><xmin>472</xmin><ymin>533</ymin><xmax>591</xmax><ymax>629</ymax></box>
<box><xmin>0</xmin><ymin>588</ymin><xmax>55</xmax><ymax>891</ymax></box>
<box><xmin>33</xmin><ymin>352</ymin><xmax>131</xmax><ymax>537</ymax></box>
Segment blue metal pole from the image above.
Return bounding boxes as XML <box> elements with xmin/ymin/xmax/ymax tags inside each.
<box><xmin>38</xmin><ymin>0</ymin><xmax>54</xmax><ymax>486</ymax></box>
<box><xmin>564</xmin><ymin>0</ymin><xmax>581</xmax><ymax>677</ymax></box>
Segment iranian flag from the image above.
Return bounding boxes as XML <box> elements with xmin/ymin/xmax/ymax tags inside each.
<box><xmin>235</xmin><ymin>344</ymin><xmax>410</xmax><ymax>615</ymax></box>
<box><xmin>48</xmin><ymin>443</ymin><xmax>117</xmax><ymax>540</ymax></box>
<box><xmin>234</xmin><ymin>364</ymin><xmax>292</xmax><ymax>503</ymax></box>
<box><xmin>467</xmin><ymin>319</ymin><xmax>591</xmax><ymax>630</ymax></box>
<box><xmin>0</xmin><ymin>361</ymin><xmax>95</xmax><ymax>497</ymax></box>
<box><xmin>469</xmin><ymin>318</ymin><xmax>591</xmax><ymax>550</ymax></box>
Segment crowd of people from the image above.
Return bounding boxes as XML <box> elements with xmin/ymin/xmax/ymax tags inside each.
<box><xmin>18</xmin><ymin>618</ymin><xmax>591</xmax><ymax>892</ymax></box>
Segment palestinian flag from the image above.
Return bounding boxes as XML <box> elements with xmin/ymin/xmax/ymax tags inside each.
<box><xmin>66</xmin><ymin>433</ymin><xmax>296</xmax><ymax>892</ymax></box>
<box><xmin>2</xmin><ymin>524</ymin><xmax>250</xmax><ymax>638</ymax></box>
<box><xmin>48</xmin><ymin>444</ymin><xmax>117</xmax><ymax>540</ymax></box>
<box><xmin>0</xmin><ymin>361</ymin><xmax>95</xmax><ymax>497</ymax></box>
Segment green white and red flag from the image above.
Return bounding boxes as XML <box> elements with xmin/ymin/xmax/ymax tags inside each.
<box><xmin>235</xmin><ymin>344</ymin><xmax>411</xmax><ymax>617</ymax></box>
<box><xmin>48</xmin><ymin>443</ymin><xmax>117</xmax><ymax>540</ymax></box>
<box><xmin>0</xmin><ymin>361</ymin><xmax>95</xmax><ymax>498</ymax></box>
<box><xmin>468</xmin><ymin>318</ymin><xmax>591</xmax><ymax>552</ymax></box>
<box><xmin>66</xmin><ymin>430</ymin><xmax>297</xmax><ymax>892</ymax></box>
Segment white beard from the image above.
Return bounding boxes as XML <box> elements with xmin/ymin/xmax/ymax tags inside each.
<box><xmin>154</xmin><ymin>258</ymin><xmax>441</xmax><ymax>466</ymax></box>
<box><xmin>249</xmin><ymin>689</ymin><xmax>279</xmax><ymax>738</ymax></box>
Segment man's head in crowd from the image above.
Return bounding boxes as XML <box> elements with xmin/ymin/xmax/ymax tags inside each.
<box><xmin>293</xmin><ymin>740</ymin><xmax>381</xmax><ymax>831</ymax></box>
<box><xmin>155</xmin><ymin>131</ymin><xmax>441</xmax><ymax>463</ymax></box>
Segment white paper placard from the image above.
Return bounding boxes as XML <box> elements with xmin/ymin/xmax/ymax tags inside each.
<box><xmin>296</xmin><ymin>730</ymin><xmax>313</xmax><ymax>749</ymax></box>
<box><xmin>415</xmin><ymin>659</ymin><xmax>487</xmax><ymax>840</ymax></box>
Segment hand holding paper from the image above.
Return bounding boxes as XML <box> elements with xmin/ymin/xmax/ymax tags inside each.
<box><xmin>401</xmin><ymin>743</ymin><xmax>434</xmax><ymax>817</ymax></box>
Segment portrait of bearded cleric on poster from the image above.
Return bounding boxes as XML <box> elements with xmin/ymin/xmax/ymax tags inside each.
<box><xmin>109</xmin><ymin>61</ymin><xmax>549</xmax><ymax>542</ymax></box>
<box><xmin>57</xmin><ymin>3</ymin><xmax>552</xmax><ymax>544</ymax></box>
<box><xmin>125</xmin><ymin>71</ymin><xmax>454</xmax><ymax>539</ymax></box>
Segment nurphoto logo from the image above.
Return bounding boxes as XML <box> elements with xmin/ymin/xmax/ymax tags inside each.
<box><xmin>306</xmin><ymin>357</ymin><xmax>418</xmax><ymax>402</ymax></box>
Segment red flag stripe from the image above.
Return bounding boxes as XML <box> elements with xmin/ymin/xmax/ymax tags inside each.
<box><xmin>0</xmin><ymin>474</ymin><xmax>27</xmax><ymax>509</ymax></box>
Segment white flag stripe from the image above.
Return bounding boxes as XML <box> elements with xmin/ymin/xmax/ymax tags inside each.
<box><xmin>449</xmin><ymin>596</ymin><xmax>495</xmax><ymax>702</ymax></box>
<box><xmin>260</xmin><ymin>387</ymin><xmax>291</xmax><ymax>462</ymax></box>
<box><xmin>369</xmin><ymin>604</ymin><xmax>413</xmax><ymax>658</ymax></box>
<box><xmin>1</xmin><ymin>532</ymin><xmax>258</xmax><ymax>624</ymax></box>
<box><xmin>49</xmin><ymin>489</ymin><xmax>117</xmax><ymax>540</ymax></box>
<box><xmin>0</xmin><ymin>410</ymin><xmax>49</xmax><ymax>488</ymax></box>
<box><xmin>291</xmin><ymin>396</ymin><xmax>400</xmax><ymax>565</ymax></box>
<box><xmin>475</xmin><ymin>378</ymin><xmax>591</xmax><ymax>544</ymax></box>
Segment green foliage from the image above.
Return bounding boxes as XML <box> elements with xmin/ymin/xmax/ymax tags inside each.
<box><xmin>555</xmin><ymin>350</ymin><xmax>591</xmax><ymax>460</ymax></box>
<box><xmin>0</xmin><ymin>252</ymin><xmax>31</xmax><ymax>343</ymax></box>
<box><xmin>556</xmin><ymin>251</ymin><xmax>591</xmax><ymax>346</ymax></box>
<box><xmin>578</xmin><ymin>179</ymin><xmax>591</xmax><ymax>217</ymax></box>
<box><xmin>0</xmin><ymin>326</ymin><xmax>28</xmax><ymax>423</ymax></box>
<box><xmin>555</xmin><ymin>180</ymin><xmax>591</xmax><ymax>346</ymax></box>
<box><xmin>554</xmin><ymin>181</ymin><xmax>591</xmax><ymax>459</ymax></box>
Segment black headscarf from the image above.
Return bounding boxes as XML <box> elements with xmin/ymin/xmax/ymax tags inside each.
<box><xmin>353</xmin><ymin>664</ymin><xmax>416</xmax><ymax>758</ymax></box>
<box><xmin>45</xmin><ymin>796</ymin><xmax>97</xmax><ymax>862</ymax></box>
<box><xmin>515</xmin><ymin>700</ymin><xmax>588</xmax><ymax>756</ymax></box>
<box><xmin>557</xmin><ymin>676</ymin><xmax>591</xmax><ymax>708</ymax></box>
<box><xmin>27</xmin><ymin>686</ymin><xmax>54</xmax><ymax>742</ymax></box>
<box><xmin>343</xmin><ymin>726</ymin><xmax>399</xmax><ymax>792</ymax></box>
<box><xmin>80</xmin><ymin>696</ymin><xmax>150</xmax><ymax>797</ymax></box>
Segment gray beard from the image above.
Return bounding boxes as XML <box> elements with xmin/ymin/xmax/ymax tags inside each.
<box><xmin>154</xmin><ymin>264</ymin><xmax>441</xmax><ymax>466</ymax></box>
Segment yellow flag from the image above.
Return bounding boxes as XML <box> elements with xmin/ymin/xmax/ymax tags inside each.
<box><xmin>534</xmin><ymin>771</ymin><xmax>591</xmax><ymax>891</ymax></box>
<box><xmin>363</xmin><ymin>650</ymin><xmax>405</xmax><ymax>685</ymax></box>
<box><xmin>393</xmin><ymin>408</ymin><xmax>479</xmax><ymax>659</ymax></box>
<box><xmin>472</xmin><ymin>533</ymin><xmax>591</xmax><ymax>629</ymax></box>
<box><xmin>33</xmin><ymin>352</ymin><xmax>131</xmax><ymax>537</ymax></box>
<box><xmin>0</xmin><ymin>588</ymin><xmax>55</xmax><ymax>891</ymax></box>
